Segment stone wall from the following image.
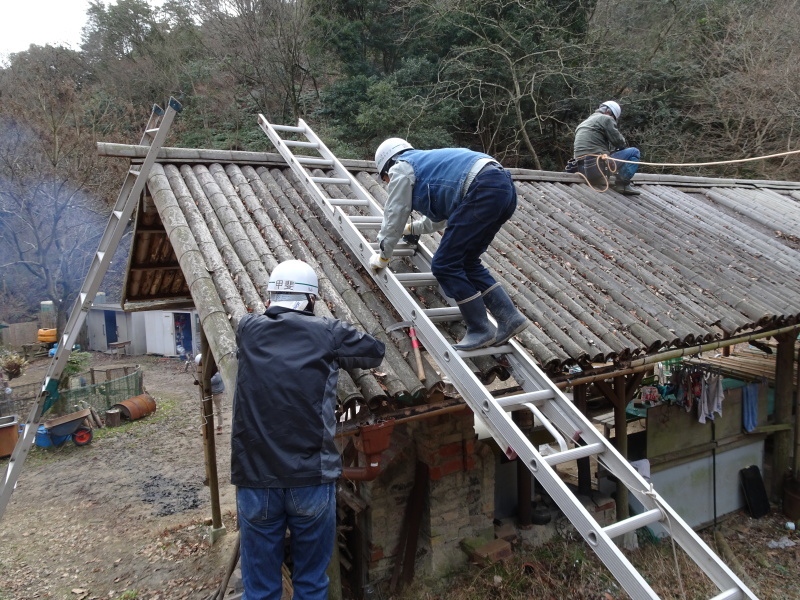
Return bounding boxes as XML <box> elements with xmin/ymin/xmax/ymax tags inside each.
<box><xmin>358</xmin><ymin>408</ymin><xmax>495</xmax><ymax>586</ymax></box>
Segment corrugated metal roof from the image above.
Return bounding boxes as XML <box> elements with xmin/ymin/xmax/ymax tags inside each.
<box><xmin>110</xmin><ymin>145</ymin><xmax>800</xmax><ymax>408</ymax></box>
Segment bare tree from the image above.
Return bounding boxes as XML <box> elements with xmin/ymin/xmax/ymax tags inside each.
<box><xmin>196</xmin><ymin>0</ymin><xmax>323</xmax><ymax>122</ymax></box>
<box><xmin>0</xmin><ymin>46</ymin><xmax>119</xmax><ymax>329</ymax></box>
<box><xmin>402</xmin><ymin>0</ymin><xmax>594</xmax><ymax>168</ymax></box>
<box><xmin>687</xmin><ymin>0</ymin><xmax>800</xmax><ymax>179</ymax></box>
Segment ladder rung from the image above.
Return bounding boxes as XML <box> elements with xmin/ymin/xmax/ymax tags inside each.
<box><xmin>272</xmin><ymin>124</ymin><xmax>306</xmax><ymax>133</ymax></box>
<box><xmin>708</xmin><ymin>589</ymin><xmax>743</xmax><ymax>600</ymax></box>
<box><xmin>128</xmin><ymin>168</ymin><xmax>140</xmax><ymax>176</ymax></box>
<box><xmin>350</xmin><ymin>216</ymin><xmax>384</xmax><ymax>224</ymax></box>
<box><xmin>296</xmin><ymin>156</ymin><xmax>333</xmax><ymax>167</ymax></box>
<box><xmin>422</xmin><ymin>307</ymin><xmax>462</xmax><ymax>322</ymax></box>
<box><xmin>395</xmin><ymin>272</ymin><xmax>438</xmax><ymax>286</ymax></box>
<box><xmin>456</xmin><ymin>344</ymin><xmax>513</xmax><ymax>358</ymax></box>
<box><xmin>601</xmin><ymin>508</ymin><xmax>664</xmax><ymax>539</ymax></box>
<box><xmin>495</xmin><ymin>389</ymin><xmax>555</xmax><ymax>409</ymax></box>
<box><xmin>283</xmin><ymin>140</ymin><xmax>319</xmax><ymax>148</ymax></box>
<box><xmin>543</xmin><ymin>442</ymin><xmax>605</xmax><ymax>466</ymax></box>
<box><xmin>329</xmin><ymin>198</ymin><xmax>370</xmax><ymax>206</ymax></box>
<box><xmin>145</xmin><ymin>128</ymin><xmax>159</xmax><ymax>135</ymax></box>
<box><xmin>312</xmin><ymin>176</ymin><xmax>350</xmax><ymax>185</ymax></box>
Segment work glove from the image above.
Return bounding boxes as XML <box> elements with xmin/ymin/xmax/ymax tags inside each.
<box><xmin>401</xmin><ymin>222</ymin><xmax>420</xmax><ymax>248</ymax></box>
<box><xmin>369</xmin><ymin>254</ymin><xmax>390</xmax><ymax>273</ymax></box>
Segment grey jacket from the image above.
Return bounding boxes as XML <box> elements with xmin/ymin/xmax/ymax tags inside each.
<box><xmin>573</xmin><ymin>112</ymin><xmax>627</xmax><ymax>158</ymax></box>
<box><xmin>231</xmin><ymin>306</ymin><xmax>385</xmax><ymax>488</ymax></box>
<box><xmin>210</xmin><ymin>372</ymin><xmax>224</xmax><ymax>395</ymax></box>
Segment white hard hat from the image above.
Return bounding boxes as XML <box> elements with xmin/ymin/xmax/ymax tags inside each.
<box><xmin>195</xmin><ymin>354</ymin><xmax>202</xmax><ymax>365</ymax></box>
<box><xmin>375</xmin><ymin>137</ymin><xmax>413</xmax><ymax>176</ymax></box>
<box><xmin>600</xmin><ymin>100</ymin><xmax>621</xmax><ymax>120</ymax></box>
<box><xmin>268</xmin><ymin>260</ymin><xmax>318</xmax><ymax>308</ymax></box>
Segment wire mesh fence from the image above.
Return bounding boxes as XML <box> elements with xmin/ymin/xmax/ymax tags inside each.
<box><xmin>1</xmin><ymin>367</ymin><xmax>143</xmax><ymax>418</ymax></box>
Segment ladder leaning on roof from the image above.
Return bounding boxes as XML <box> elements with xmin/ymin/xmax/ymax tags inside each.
<box><xmin>258</xmin><ymin>115</ymin><xmax>759</xmax><ymax>600</ymax></box>
<box><xmin>0</xmin><ymin>98</ymin><xmax>182</xmax><ymax>521</ymax></box>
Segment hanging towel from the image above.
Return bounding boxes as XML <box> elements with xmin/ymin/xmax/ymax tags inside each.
<box><xmin>698</xmin><ymin>373</ymin><xmax>711</xmax><ymax>424</ymax></box>
<box><xmin>708</xmin><ymin>374</ymin><xmax>724</xmax><ymax>417</ymax></box>
<box><xmin>742</xmin><ymin>382</ymin><xmax>760</xmax><ymax>433</ymax></box>
<box><xmin>630</xmin><ymin>458</ymin><xmax>651</xmax><ymax>480</ymax></box>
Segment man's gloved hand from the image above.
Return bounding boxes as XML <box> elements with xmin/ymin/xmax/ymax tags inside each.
<box><xmin>401</xmin><ymin>222</ymin><xmax>420</xmax><ymax>247</ymax></box>
<box><xmin>369</xmin><ymin>254</ymin><xmax>390</xmax><ymax>273</ymax></box>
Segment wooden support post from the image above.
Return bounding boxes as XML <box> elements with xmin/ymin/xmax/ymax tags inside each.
<box><xmin>772</xmin><ymin>332</ymin><xmax>796</xmax><ymax>499</ymax></box>
<box><xmin>199</xmin><ymin>331</ymin><xmax>225</xmax><ymax>541</ymax></box>
<box><xmin>517</xmin><ymin>456</ymin><xmax>532</xmax><ymax>527</ymax></box>
<box><xmin>613</xmin><ymin>375</ymin><xmax>629</xmax><ymax>521</ymax></box>
<box><xmin>793</xmin><ymin>344</ymin><xmax>800</xmax><ymax>479</ymax></box>
<box><xmin>574</xmin><ymin>384</ymin><xmax>592</xmax><ymax>496</ymax></box>
<box><xmin>513</xmin><ymin>411</ymin><xmax>532</xmax><ymax>527</ymax></box>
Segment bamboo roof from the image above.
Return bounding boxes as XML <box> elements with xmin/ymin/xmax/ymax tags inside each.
<box><xmin>100</xmin><ymin>143</ymin><xmax>800</xmax><ymax>410</ymax></box>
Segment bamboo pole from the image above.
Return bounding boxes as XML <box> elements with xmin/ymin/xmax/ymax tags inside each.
<box><xmin>146</xmin><ymin>164</ymin><xmax>239</xmax><ymax>401</ymax></box>
<box><xmin>629</xmin><ymin>324</ymin><xmax>800</xmax><ymax>368</ymax></box>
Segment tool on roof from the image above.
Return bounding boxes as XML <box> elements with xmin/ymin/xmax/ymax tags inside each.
<box><xmin>259</xmin><ymin>115</ymin><xmax>759</xmax><ymax>600</ymax></box>
<box><xmin>387</xmin><ymin>321</ymin><xmax>426</xmax><ymax>382</ymax></box>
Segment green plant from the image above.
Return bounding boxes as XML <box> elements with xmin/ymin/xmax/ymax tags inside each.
<box><xmin>58</xmin><ymin>350</ymin><xmax>92</xmax><ymax>390</ymax></box>
<box><xmin>0</xmin><ymin>351</ymin><xmax>28</xmax><ymax>380</ymax></box>
<box><xmin>118</xmin><ymin>591</ymin><xmax>138</xmax><ymax>600</ymax></box>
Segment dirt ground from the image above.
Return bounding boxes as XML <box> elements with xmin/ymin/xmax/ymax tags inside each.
<box><xmin>2</xmin><ymin>353</ymin><xmax>800</xmax><ymax>600</ymax></box>
<box><xmin>0</xmin><ymin>353</ymin><xmax>239</xmax><ymax>600</ymax></box>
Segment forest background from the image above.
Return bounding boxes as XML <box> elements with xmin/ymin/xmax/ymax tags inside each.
<box><xmin>1</xmin><ymin>0</ymin><xmax>799</xmax><ymax>331</ymax></box>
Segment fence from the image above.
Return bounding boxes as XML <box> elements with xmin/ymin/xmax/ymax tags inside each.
<box><xmin>0</xmin><ymin>322</ymin><xmax>39</xmax><ymax>350</ymax></box>
<box><xmin>0</xmin><ymin>367</ymin><xmax>143</xmax><ymax>418</ymax></box>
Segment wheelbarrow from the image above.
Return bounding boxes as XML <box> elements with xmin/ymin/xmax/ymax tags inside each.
<box><xmin>39</xmin><ymin>408</ymin><xmax>94</xmax><ymax>447</ymax></box>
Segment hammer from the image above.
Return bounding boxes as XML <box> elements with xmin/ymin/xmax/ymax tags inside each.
<box><xmin>387</xmin><ymin>320</ymin><xmax>426</xmax><ymax>382</ymax></box>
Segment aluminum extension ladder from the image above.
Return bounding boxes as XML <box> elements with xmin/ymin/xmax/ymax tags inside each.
<box><xmin>258</xmin><ymin>116</ymin><xmax>759</xmax><ymax>600</ymax></box>
<box><xmin>0</xmin><ymin>98</ymin><xmax>182</xmax><ymax>520</ymax></box>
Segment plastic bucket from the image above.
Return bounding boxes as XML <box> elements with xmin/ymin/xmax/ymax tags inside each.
<box><xmin>35</xmin><ymin>425</ymin><xmax>69</xmax><ymax>448</ymax></box>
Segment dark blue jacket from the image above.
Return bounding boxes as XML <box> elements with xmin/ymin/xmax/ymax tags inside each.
<box><xmin>231</xmin><ymin>306</ymin><xmax>385</xmax><ymax>488</ymax></box>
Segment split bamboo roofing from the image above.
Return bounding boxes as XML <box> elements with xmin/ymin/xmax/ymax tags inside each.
<box><xmin>102</xmin><ymin>144</ymin><xmax>800</xmax><ymax>409</ymax></box>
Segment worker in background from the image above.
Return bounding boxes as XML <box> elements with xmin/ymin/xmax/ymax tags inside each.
<box><xmin>370</xmin><ymin>139</ymin><xmax>529</xmax><ymax>351</ymax></box>
<box><xmin>195</xmin><ymin>354</ymin><xmax>226</xmax><ymax>434</ymax></box>
<box><xmin>572</xmin><ymin>100</ymin><xmax>641</xmax><ymax>195</ymax></box>
<box><xmin>231</xmin><ymin>259</ymin><xmax>385</xmax><ymax>600</ymax></box>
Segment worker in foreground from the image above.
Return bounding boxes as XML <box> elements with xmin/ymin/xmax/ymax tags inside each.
<box><xmin>231</xmin><ymin>259</ymin><xmax>385</xmax><ymax>600</ymax></box>
<box><xmin>572</xmin><ymin>100</ymin><xmax>641</xmax><ymax>195</ymax></box>
<box><xmin>369</xmin><ymin>139</ymin><xmax>529</xmax><ymax>350</ymax></box>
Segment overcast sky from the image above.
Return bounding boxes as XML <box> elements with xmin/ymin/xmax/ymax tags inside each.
<box><xmin>0</xmin><ymin>0</ymin><xmax>166</xmax><ymax>63</ymax></box>
<box><xmin>0</xmin><ymin>0</ymin><xmax>93</xmax><ymax>59</ymax></box>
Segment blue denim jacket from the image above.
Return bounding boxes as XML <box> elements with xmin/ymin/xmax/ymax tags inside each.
<box><xmin>399</xmin><ymin>148</ymin><xmax>491</xmax><ymax>222</ymax></box>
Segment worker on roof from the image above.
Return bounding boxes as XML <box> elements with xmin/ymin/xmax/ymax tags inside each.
<box><xmin>571</xmin><ymin>100</ymin><xmax>642</xmax><ymax>196</ymax></box>
<box><xmin>231</xmin><ymin>259</ymin><xmax>385</xmax><ymax>600</ymax></box>
<box><xmin>370</xmin><ymin>139</ymin><xmax>529</xmax><ymax>350</ymax></box>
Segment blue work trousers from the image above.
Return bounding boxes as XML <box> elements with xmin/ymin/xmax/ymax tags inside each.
<box><xmin>609</xmin><ymin>147</ymin><xmax>640</xmax><ymax>182</ymax></box>
<box><xmin>237</xmin><ymin>482</ymin><xmax>336</xmax><ymax>600</ymax></box>
<box><xmin>431</xmin><ymin>167</ymin><xmax>517</xmax><ymax>302</ymax></box>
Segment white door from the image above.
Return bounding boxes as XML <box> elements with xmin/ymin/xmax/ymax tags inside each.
<box><xmin>144</xmin><ymin>311</ymin><xmax>177</xmax><ymax>356</ymax></box>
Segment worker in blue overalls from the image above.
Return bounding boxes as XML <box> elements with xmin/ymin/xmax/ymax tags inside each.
<box><xmin>370</xmin><ymin>138</ymin><xmax>528</xmax><ymax>350</ymax></box>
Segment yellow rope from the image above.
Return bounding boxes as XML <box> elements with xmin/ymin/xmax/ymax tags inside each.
<box><xmin>572</xmin><ymin>148</ymin><xmax>800</xmax><ymax>192</ymax></box>
<box><xmin>584</xmin><ymin>148</ymin><xmax>800</xmax><ymax>168</ymax></box>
